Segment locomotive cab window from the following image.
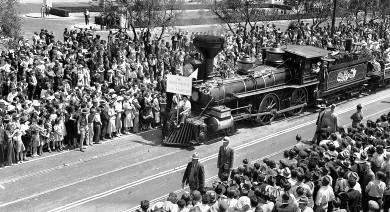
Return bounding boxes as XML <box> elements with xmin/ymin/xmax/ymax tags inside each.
<box><xmin>307</xmin><ymin>61</ymin><xmax>322</xmax><ymax>74</ymax></box>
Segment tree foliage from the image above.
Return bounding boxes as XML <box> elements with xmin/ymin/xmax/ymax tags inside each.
<box><xmin>113</xmin><ymin>0</ymin><xmax>184</xmax><ymax>41</ymax></box>
<box><xmin>337</xmin><ymin>0</ymin><xmax>385</xmax><ymax>25</ymax></box>
<box><xmin>211</xmin><ymin>0</ymin><xmax>276</xmax><ymax>41</ymax></box>
<box><xmin>0</xmin><ymin>0</ymin><xmax>21</xmax><ymax>39</ymax></box>
<box><xmin>306</xmin><ymin>0</ymin><xmax>332</xmax><ymax>27</ymax></box>
<box><xmin>283</xmin><ymin>0</ymin><xmax>306</xmax><ymax>20</ymax></box>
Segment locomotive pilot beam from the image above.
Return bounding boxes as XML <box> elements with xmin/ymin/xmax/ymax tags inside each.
<box><xmin>163</xmin><ymin>35</ymin><xmax>387</xmax><ymax>147</ymax></box>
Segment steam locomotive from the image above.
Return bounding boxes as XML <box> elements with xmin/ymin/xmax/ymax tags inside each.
<box><xmin>163</xmin><ymin>35</ymin><xmax>390</xmax><ymax>146</ymax></box>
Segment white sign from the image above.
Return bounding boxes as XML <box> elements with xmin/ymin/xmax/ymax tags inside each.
<box><xmin>337</xmin><ymin>68</ymin><xmax>357</xmax><ymax>82</ymax></box>
<box><xmin>167</xmin><ymin>75</ymin><xmax>192</xmax><ymax>96</ymax></box>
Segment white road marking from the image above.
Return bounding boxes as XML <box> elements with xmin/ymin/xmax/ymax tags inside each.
<box><xmin>0</xmin><ymin>140</ymin><xmax>156</xmax><ymax>185</ymax></box>
<box><xmin>45</xmin><ymin>93</ymin><xmax>390</xmax><ymax>212</ymax></box>
<box><xmin>0</xmin><ymin>150</ymin><xmax>180</xmax><ymax>208</ymax></box>
<box><xmin>123</xmin><ymin>146</ymin><xmax>292</xmax><ymax>212</ymax></box>
<box><xmin>123</xmin><ymin>106</ymin><xmax>390</xmax><ymax>212</ymax></box>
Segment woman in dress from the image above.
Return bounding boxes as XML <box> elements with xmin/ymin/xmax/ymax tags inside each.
<box><xmin>41</xmin><ymin>118</ymin><xmax>51</xmax><ymax>154</ymax></box>
<box><xmin>12</xmin><ymin>115</ymin><xmax>24</xmax><ymax>164</ymax></box>
<box><xmin>4</xmin><ymin>116</ymin><xmax>15</xmax><ymax>165</ymax></box>
<box><xmin>152</xmin><ymin>94</ymin><xmax>160</xmax><ymax>128</ymax></box>
<box><xmin>132</xmin><ymin>93</ymin><xmax>141</xmax><ymax>133</ymax></box>
<box><xmin>122</xmin><ymin>95</ymin><xmax>134</xmax><ymax>134</ymax></box>
<box><xmin>58</xmin><ymin>112</ymin><xmax>66</xmax><ymax>149</ymax></box>
<box><xmin>53</xmin><ymin>118</ymin><xmax>64</xmax><ymax>151</ymax></box>
<box><xmin>107</xmin><ymin>101</ymin><xmax>116</xmax><ymax>139</ymax></box>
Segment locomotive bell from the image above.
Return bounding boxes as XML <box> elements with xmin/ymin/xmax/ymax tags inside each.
<box><xmin>265</xmin><ymin>47</ymin><xmax>285</xmax><ymax>67</ymax></box>
<box><xmin>237</xmin><ymin>55</ymin><xmax>255</xmax><ymax>75</ymax></box>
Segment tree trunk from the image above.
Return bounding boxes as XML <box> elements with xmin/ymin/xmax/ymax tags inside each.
<box><xmin>131</xmin><ymin>24</ymin><xmax>137</xmax><ymax>42</ymax></box>
<box><xmin>355</xmin><ymin>11</ymin><xmax>359</xmax><ymax>26</ymax></box>
<box><xmin>158</xmin><ymin>26</ymin><xmax>166</xmax><ymax>41</ymax></box>
<box><xmin>364</xmin><ymin>8</ymin><xmax>367</xmax><ymax>25</ymax></box>
<box><xmin>226</xmin><ymin>23</ymin><xmax>234</xmax><ymax>34</ymax></box>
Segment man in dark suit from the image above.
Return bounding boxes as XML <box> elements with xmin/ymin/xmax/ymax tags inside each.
<box><xmin>182</xmin><ymin>152</ymin><xmax>205</xmax><ymax>193</ymax></box>
<box><xmin>217</xmin><ymin>137</ymin><xmax>234</xmax><ymax>180</ymax></box>
<box><xmin>339</xmin><ymin>178</ymin><xmax>361</xmax><ymax>212</ymax></box>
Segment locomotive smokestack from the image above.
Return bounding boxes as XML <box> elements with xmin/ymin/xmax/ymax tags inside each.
<box><xmin>193</xmin><ymin>35</ymin><xmax>225</xmax><ymax>81</ymax></box>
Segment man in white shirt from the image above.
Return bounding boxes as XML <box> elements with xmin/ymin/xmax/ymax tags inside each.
<box><xmin>179</xmin><ymin>95</ymin><xmax>191</xmax><ymax>125</ymax></box>
<box><xmin>315</xmin><ymin>176</ymin><xmax>335</xmax><ymax>210</ymax></box>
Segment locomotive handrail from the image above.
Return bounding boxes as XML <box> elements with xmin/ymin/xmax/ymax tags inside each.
<box><xmin>230</xmin><ymin>105</ymin><xmax>252</xmax><ymax>112</ymax></box>
<box><xmin>233</xmin><ymin>81</ymin><xmax>319</xmax><ymax>99</ymax></box>
<box><xmin>197</xmin><ymin>97</ymin><xmax>215</xmax><ymax>119</ymax></box>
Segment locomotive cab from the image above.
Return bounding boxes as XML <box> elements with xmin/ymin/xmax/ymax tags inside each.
<box><xmin>284</xmin><ymin>45</ymin><xmax>330</xmax><ymax>85</ymax></box>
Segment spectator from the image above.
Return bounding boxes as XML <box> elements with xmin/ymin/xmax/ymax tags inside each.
<box><xmin>182</xmin><ymin>153</ymin><xmax>205</xmax><ymax>193</ymax></box>
<box><xmin>350</xmin><ymin>104</ymin><xmax>363</xmax><ymax>128</ymax></box>
<box><xmin>84</xmin><ymin>9</ymin><xmax>90</xmax><ymax>25</ymax></box>
<box><xmin>217</xmin><ymin>136</ymin><xmax>234</xmax><ymax>180</ymax></box>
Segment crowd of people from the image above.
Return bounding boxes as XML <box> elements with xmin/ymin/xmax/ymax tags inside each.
<box><xmin>0</xmin><ymin>15</ymin><xmax>389</xmax><ymax>172</ymax></box>
<box><xmin>132</xmin><ymin>18</ymin><xmax>390</xmax><ymax>212</ymax></box>
<box><xmin>136</xmin><ymin>105</ymin><xmax>390</xmax><ymax>212</ymax></box>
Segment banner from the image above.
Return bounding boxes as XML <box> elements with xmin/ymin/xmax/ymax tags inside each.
<box><xmin>166</xmin><ymin>75</ymin><xmax>192</xmax><ymax>96</ymax></box>
<box><xmin>189</xmin><ymin>69</ymin><xmax>198</xmax><ymax>80</ymax></box>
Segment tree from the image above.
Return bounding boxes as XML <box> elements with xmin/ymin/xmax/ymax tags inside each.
<box><xmin>211</xmin><ymin>0</ymin><xmax>275</xmax><ymax>42</ymax></box>
<box><xmin>374</xmin><ymin>0</ymin><xmax>390</xmax><ymax>21</ymax></box>
<box><xmin>0</xmin><ymin>0</ymin><xmax>21</xmax><ymax>39</ymax></box>
<box><xmin>114</xmin><ymin>0</ymin><xmax>184</xmax><ymax>41</ymax></box>
<box><xmin>307</xmin><ymin>0</ymin><xmax>332</xmax><ymax>28</ymax></box>
<box><xmin>283</xmin><ymin>0</ymin><xmax>307</xmax><ymax>21</ymax></box>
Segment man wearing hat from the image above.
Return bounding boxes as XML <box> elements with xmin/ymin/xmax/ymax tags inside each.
<box><xmin>99</xmin><ymin>100</ymin><xmax>109</xmax><ymax>141</ymax></box>
<box><xmin>77</xmin><ymin>108</ymin><xmax>90</xmax><ymax>152</ymax></box>
<box><xmin>182</xmin><ymin>152</ymin><xmax>205</xmax><ymax>193</ymax></box>
<box><xmin>321</xmin><ymin>104</ymin><xmax>338</xmax><ymax>135</ymax></box>
<box><xmin>313</xmin><ymin>103</ymin><xmax>327</xmax><ymax>144</ymax></box>
<box><xmin>217</xmin><ymin>136</ymin><xmax>234</xmax><ymax>181</ymax></box>
<box><xmin>298</xmin><ymin>196</ymin><xmax>312</xmax><ymax>212</ymax></box>
<box><xmin>350</xmin><ymin>104</ymin><xmax>363</xmax><ymax>128</ymax></box>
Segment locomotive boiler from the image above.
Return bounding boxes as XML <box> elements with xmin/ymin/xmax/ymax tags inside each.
<box><xmin>163</xmin><ymin>35</ymin><xmax>390</xmax><ymax>146</ymax></box>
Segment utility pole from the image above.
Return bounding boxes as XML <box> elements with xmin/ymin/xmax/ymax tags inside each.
<box><xmin>331</xmin><ymin>0</ymin><xmax>337</xmax><ymax>36</ymax></box>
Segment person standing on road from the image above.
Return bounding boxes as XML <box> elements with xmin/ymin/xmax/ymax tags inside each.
<box><xmin>41</xmin><ymin>5</ymin><xmax>46</xmax><ymax>18</ymax></box>
<box><xmin>312</xmin><ymin>104</ymin><xmax>327</xmax><ymax>144</ymax></box>
<box><xmin>182</xmin><ymin>152</ymin><xmax>205</xmax><ymax>193</ymax></box>
<box><xmin>323</xmin><ymin>104</ymin><xmax>338</xmax><ymax>134</ymax></box>
<box><xmin>84</xmin><ymin>9</ymin><xmax>90</xmax><ymax>26</ymax></box>
<box><xmin>350</xmin><ymin>104</ymin><xmax>363</xmax><ymax>128</ymax></box>
<box><xmin>77</xmin><ymin>108</ymin><xmax>89</xmax><ymax>152</ymax></box>
<box><xmin>217</xmin><ymin>136</ymin><xmax>234</xmax><ymax>181</ymax></box>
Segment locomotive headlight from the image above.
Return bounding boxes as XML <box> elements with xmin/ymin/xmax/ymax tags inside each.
<box><xmin>192</xmin><ymin>91</ymin><xmax>199</xmax><ymax>102</ymax></box>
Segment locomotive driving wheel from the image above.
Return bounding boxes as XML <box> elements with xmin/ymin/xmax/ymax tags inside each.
<box><xmin>288</xmin><ymin>88</ymin><xmax>307</xmax><ymax>116</ymax></box>
<box><xmin>255</xmin><ymin>94</ymin><xmax>279</xmax><ymax>125</ymax></box>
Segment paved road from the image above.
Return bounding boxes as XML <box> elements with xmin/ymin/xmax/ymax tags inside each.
<box><xmin>1</xmin><ymin>89</ymin><xmax>390</xmax><ymax>212</ymax></box>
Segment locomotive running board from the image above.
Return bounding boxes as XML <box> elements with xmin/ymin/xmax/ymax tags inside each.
<box><xmin>233</xmin><ymin>103</ymin><xmax>307</xmax><ymax>121</ymax></box>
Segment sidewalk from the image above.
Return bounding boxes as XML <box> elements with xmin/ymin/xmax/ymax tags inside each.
<box><xmin>25</xmin><ymin>12</ymin><xmax>78</xmax><ymax>19</ymax></box>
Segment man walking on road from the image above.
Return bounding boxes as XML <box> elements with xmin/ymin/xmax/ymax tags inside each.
<box><xmin>182</xmin><ymin>152</ymin><xmax>205</xmax><ymax>193</ymax></box>
<box><xmin>217</xmin><ymin>136</ymin><xmax>234</xmax><ymax>180</ymax></box>
<box><xmin>84</xmin><ymin>9</ymin><xmax>90</xmax><ymax>25</ymax></box>
<box><xmin>350</xmin><ymin>104</ymin><xmax>363</xmax><ymax>128</ymax></box>
<box><xmin>313</xmin><ymin>104</ymin><xmax>327</xmax><ymax>144</ymax></box>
